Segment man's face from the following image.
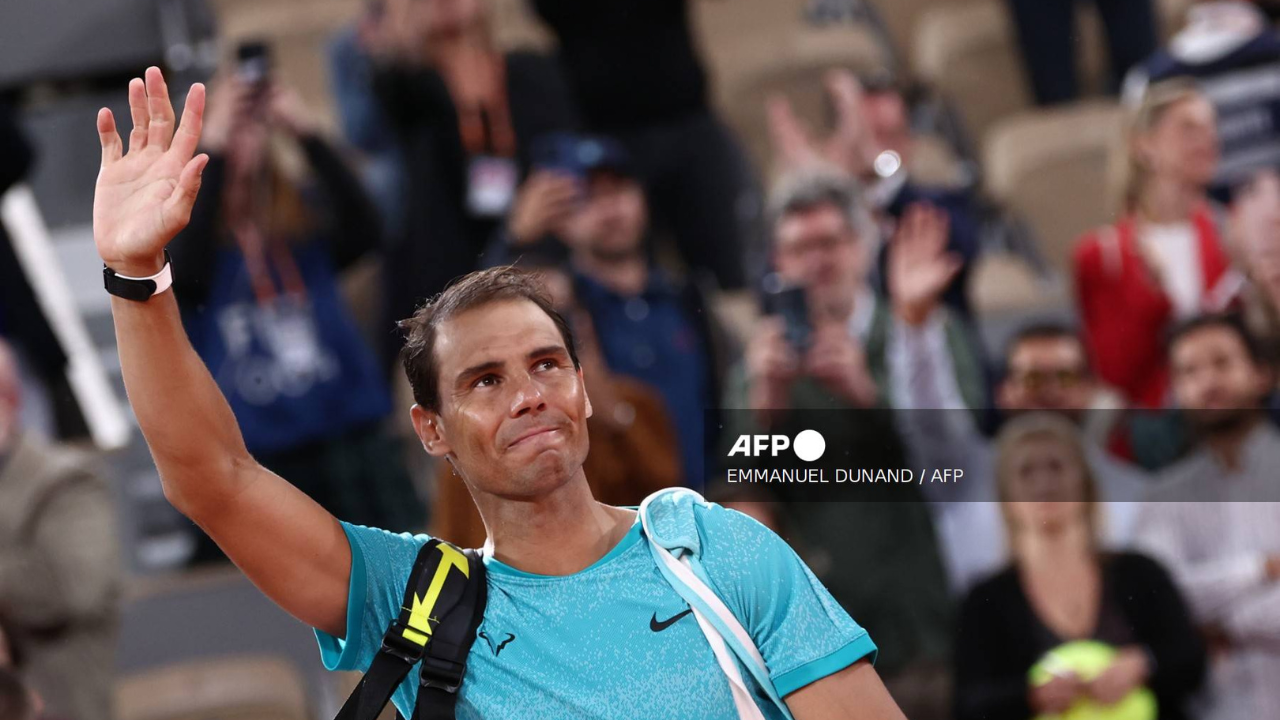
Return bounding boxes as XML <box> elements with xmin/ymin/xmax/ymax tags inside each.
<box><xmin>998</xmin><ymin>336</ymin><xmax>1095</xmax><ymax>417</ymax></box>
<box><xmin>415</xmin><ymin>299</ymin><xmax>592</xmax><ymax>500</ymax></box>
<box><xmin>563</xmin><ymin>173</ymin><xmax>647</xmax><ymax>260</ymax></box>
<box><xmin>773</xmin><ymin>204</ymin><xmax>867</xmax><ymax>313</ymax></box>
<box><xmin>1170</xmin><ymin>325</ymin><xmax>1271</xmax><ymax>429</ymax></box>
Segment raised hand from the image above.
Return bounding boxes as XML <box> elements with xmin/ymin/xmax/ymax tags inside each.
<box><xmin>94</xmin><ymin>67</ymin><xmax>208</xmax><ymax>277</ymax></box>
<box><xmin>766</xmin><ymin>69</ymin><xmax>878</xmax><ymax>178</ymax></box>
<box><xmin>804</xmin><ymin>322</ymin><xmax>878</xmax><ymax>408</ymax></box>
<box><xmin>888</xmin><ymin>203</ymin><xmax>960</xmax><ymax>327</ymax></box>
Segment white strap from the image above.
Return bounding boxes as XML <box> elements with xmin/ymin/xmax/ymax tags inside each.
<box><xmin>652</xmin><ymin>544</ymin><xmax>768</xmax><ymax>720</ymax></box>
<box><xmin>113</xmin><ymin>258</ymin><xmax>174</xmax><ymax>296</ymax></box>
<box><xmin>638</xmin><ymin>489</ymin><xmax>784</xmax><ymax>720</ymax></box>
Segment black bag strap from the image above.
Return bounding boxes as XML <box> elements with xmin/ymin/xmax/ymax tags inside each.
<box><xmin>335</xmin><ymin>539</ymin><xmax>487</xmax><ymax>720</ymax></box>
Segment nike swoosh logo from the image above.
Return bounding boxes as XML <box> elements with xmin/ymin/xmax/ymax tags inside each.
<box><xmin>650</xmin><ymin>608</ymin><xmax>694</xmax><ymax>632</ymax></box>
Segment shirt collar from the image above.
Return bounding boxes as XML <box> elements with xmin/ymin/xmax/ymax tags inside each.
<box><xmin>847</xmin><ymin>287</ymin><xmax>879</xmax><ymax>341</ymax></box>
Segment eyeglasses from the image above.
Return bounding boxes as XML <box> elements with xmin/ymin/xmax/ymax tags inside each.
<box><xmin>777</xmin><ymin>233</ymin><xmax>854</xmax><ymax>259</ymax></box>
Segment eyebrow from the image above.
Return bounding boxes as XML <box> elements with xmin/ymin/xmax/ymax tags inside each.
<box><xmin>452</xmin><ymin>345</ymin><xmax>572</xmax><ymax>388</ymax></box>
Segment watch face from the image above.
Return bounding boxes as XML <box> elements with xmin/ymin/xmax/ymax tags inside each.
<box><xmin>104</xmin><ymin>267</ymin><xmax>158</xmax><ymax>302</ymax></box>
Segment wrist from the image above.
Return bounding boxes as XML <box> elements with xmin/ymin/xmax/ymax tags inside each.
<box><xmin>893</xmin><ymin>299</ymin><xmax>933</xmax><ymax>327</ymax></box>
<box><xmin>104</xmin><ymin>252</ymin><xmax>166</xmax><ymax>278</ymax></box>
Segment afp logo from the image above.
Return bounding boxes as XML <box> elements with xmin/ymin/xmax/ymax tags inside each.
<box><xmin>727</xmin><ymin>429</ymin><xmax>825</xmax><ymax>462</ymax></box>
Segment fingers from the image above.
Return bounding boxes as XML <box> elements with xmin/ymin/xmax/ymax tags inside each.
<box><xmin>146</xmin><ymin>66</ymin><xmax>177</xmax><ymax>150</ymax></box>
<box><xmin>127</xmin><ymin>77</ymin><xmax>149</xmax><ymax>153</ymax></box>
<box><xmin>170</xmin><ymin>82</ymin><xmax>206</xmax><ymax>162</ymax></box>
<box><xmin>97</xmin><ymin>108</ymin><xmax>122</xmax><ymax>164</ymax></box>
<box><xmin>162</xmin><ymin>153</ymin><xmax>209</xmax><ymax>233</ymax></box>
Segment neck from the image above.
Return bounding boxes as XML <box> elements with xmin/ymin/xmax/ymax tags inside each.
<box><xmin>1203</xmin><ymin>413</ymin><xmax>1262</xmax><ymax>471</ymax></box>
<box><xmin>1014</xmin><ymin>517</ymin><xmax>1094</xmax><ymax>568</ymax></box>
<box><xmin>473</xmin><ymin>471</ymin><xmax>635</xmax><ymax>575</ymax></box>
<box><xmin>1138</xmin><ymin>177</ymin><xmax>1201</xmax><ymax>224</ymax></box>
<box><xmin>576</xmin><ymin>250</ymin><xmax>649</xmax><ymax>296</ymax></box>
<box><xmin>809</xmin><ymin>283</ymin><xmax>865</xmax><ymax>326</ymax></box>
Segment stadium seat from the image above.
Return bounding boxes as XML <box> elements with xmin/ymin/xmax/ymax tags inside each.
<box><xmin>969</xmin><ymin>252</ymin><xmax>1069</xmax><ymax>316</ymax></box>
<box><xmin>862</xmin><ymin>0</ymin><xmax>947</xmax><ymax>71</ymax></box>
<box><xmin>913</xmin><ymin>0</ymin><xmax>1108</xmax><ymax>149</ymax></box>
<box><xmin>209</xmin><ymin>0</ymin><xmax>364</xmax><ymax>133</ymax></box>
<box><xmin>983</xmin><ymin>100</ymin><xmax>1123</xmax><ymax>275</ymax></box>
<box><xmin>116</xmin><ymin>655</ymin><xmax>310</xmax><ymax>720</ymax></box>
<box><xmin>718</xmin><ymin>25</ymin><xmax>889</xmax><ymax>176</ymax></box>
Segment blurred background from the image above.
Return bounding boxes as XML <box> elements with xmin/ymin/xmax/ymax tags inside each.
<box><xmin>3</xmin><ymin>0</ymin><xmax>1280</xmax><ymax>718</ymax></box>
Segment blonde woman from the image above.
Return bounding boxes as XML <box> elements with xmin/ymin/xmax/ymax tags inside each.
<box><xmin>1074</xmin><ymin>80</ymin><xmax>1237</xmax><ymax>409</ymax></box>
<box><xmin>954</xmin><ymin>414</ymin><xmax>1205</xmax><ymax>720</ymax></box>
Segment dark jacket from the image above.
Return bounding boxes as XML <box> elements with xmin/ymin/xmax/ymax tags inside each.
<box><xmin>0</xmin><ymin>102</ymin><xmax>67</xmax><ymax>402</ymax></box>
<box><xmin>374</xmin><ymin>51</ymin><xmax>578</xmax><ymax>361</ymax></box>
<box><xmin>955</xmin><ymin>552</ymin><xmax>1206</xmax><ymax>720</ymax></box>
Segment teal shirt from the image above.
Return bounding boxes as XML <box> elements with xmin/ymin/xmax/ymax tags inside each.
<box><xmin>316</xmin><ymin>502</ymin><xmax>876</xmax><ymax>719</ymax></box>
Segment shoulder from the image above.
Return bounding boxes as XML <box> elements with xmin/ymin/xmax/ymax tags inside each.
<box><xmin>4</xmin><ymin>434</ymin><xmax>102</xmax><ymax>492</ymax></box>
<box><xmin>1073</xmin><ymin>225</ymin><xmax>1112</xmax><ymax>267</ymax></box>
<box><xmin>1104</xmin><ymin>550</ymin><xmax>1165</xmax><ymax>576</ymax></box>
<box><xmin>643</xmin><ymin>490</ymin><xmax>791</xmax><ymax>573</ymax></box>
<box><xmin>342</xmin><ymin>522</ymin><xmax>437</xmax><ymax>579</ymax></box>
<box><xmin>1103</xmin><ymin>551</ymin><xmax>1180</xmax><ymax>595</ymax></box>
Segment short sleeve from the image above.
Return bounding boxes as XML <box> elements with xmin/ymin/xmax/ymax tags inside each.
<box><xmin>314</xmin><ymin>523</ymin><xmax>431</xmax><ymax>675</ymax></box>
<box><xmin>694</xmin><ymin>504</ymin><xmax>878</xmax><ymax>697</ymax></box>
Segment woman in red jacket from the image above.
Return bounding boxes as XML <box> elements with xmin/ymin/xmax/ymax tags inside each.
<box><xmin>1074</xmin><ymin>80</ymin><xmax>1240</xmax><ymax>408</ymax></box>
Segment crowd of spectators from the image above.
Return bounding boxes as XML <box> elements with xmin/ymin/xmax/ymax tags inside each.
<box><xmin>3</xmin><ymin>0</ymin><xmax>1280</xmax><ymax>718</ymax></box>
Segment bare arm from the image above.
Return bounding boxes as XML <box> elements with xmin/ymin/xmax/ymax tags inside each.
<box><xmin>784</xmin><ymin>659</ymin><xmax>909</xmax><ymax>720</ymax></box>
<box><xmin>94</xmin><ymin>67</ymin><xmax>351</xmax><ymax>638</ymax></box>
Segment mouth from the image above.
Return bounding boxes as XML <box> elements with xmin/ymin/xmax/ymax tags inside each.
<box><xmin>507</xmin><ymin>426</ymin><xmax>561</xmax><ymax>449</ymax></box>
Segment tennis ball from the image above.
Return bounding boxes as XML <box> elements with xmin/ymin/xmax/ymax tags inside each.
<box><xmin>1028</xmin><ymin>640</ymin><xmax>1157</xmax><ymax>720</ymax></box>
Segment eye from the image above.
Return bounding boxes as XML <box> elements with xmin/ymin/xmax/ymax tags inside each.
<box><xmin>534</xmin><ymin>358</ymin><xmax>559</xmax><ymax>372</ymax></box>
<box><xmin>473</xmin><ymin>374</ymin><xmax>499</xmax><ymax>389</ymax></box>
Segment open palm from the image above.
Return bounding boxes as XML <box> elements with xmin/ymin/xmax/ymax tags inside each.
<box><xmin>93</xmin><ymin>67</ymin><xmax>207</xmax><ymax>275</ymax></box>
<box><xmin>888</xmin><ymin>203</ymin><xmax>959</xmax><ymax>325</ymax></box>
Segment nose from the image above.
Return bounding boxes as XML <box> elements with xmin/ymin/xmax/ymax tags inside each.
<box><xmin>508</xmin><ymin>371</ymin><xmax>547</xmax><ymax>418</ymax></box>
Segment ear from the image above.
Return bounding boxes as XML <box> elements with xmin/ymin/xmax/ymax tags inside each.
<box><xmin>410</xmin><ymin>404</ymin><xmax>454</xmax><ymax>458</ymax></box>
<box><xmin>995</xmin><ymin>379</ymin><xmax>1015</xmax><ymax>409</ymax></box>
<box><xmin>578</xmin><ymin>367</ymin><xmax>593</xmax><ymax>420</ymax></box>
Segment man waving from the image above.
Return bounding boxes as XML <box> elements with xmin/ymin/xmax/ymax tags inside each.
<box><xmin>92</xmin><ymin>67</ymin><xmax>905</xmax><ymax>719</ymax></box>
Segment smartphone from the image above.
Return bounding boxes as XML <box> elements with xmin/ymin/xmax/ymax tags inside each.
<box><xmin>236</xmin><ymin>40</ymin><xmax>272</xmax><ymax>88</ymax></box>
<box><xmin>764</xmin><ymin>286</ymin><xmax>813</xmax><ymax>352</ymax></box>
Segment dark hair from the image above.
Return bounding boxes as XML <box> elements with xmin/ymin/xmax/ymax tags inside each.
<box><xmin>1166</xmin><ymin>312</ymin><xmax>1266</xmax><ymax>366</ymax></box>
<box><xmin>1004</xmin><ymin>321</ymin><xmax>1087</xmax><ymax>365</ymax></box>
<box><xmin>767</xmin><ymin>167</ymin><xmax>877</xmax><ymax>242</ymax></box>
<box><xmin>0</xmin><ymin>668</ymin><xmax>33</xmax><ymax>720</ymax></box>
<box><xmin>399</xmin><ymin>267</ymin><xmax>581</xmax><ymax>413</ymax></box>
